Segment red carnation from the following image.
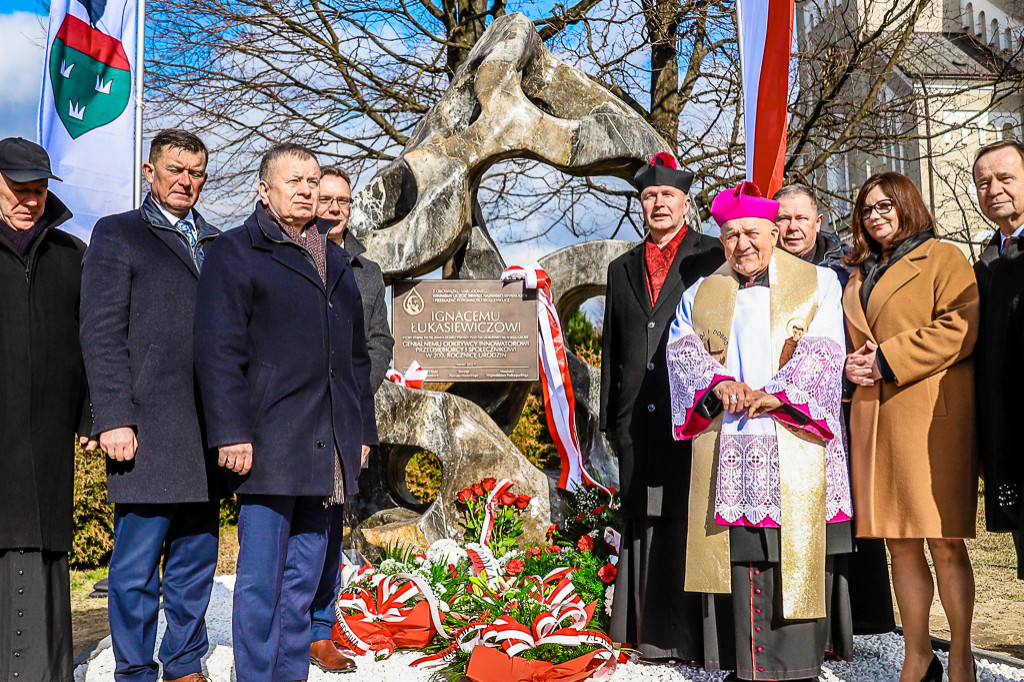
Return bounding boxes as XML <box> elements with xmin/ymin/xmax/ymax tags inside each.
<box><xmin>472</xmin><ymin>483</ymin><xmax>485</xmax><ymax>497</ymax></box>
<box><xmin>505</xmin><ymin>559</ymin><xmax>525</xmax><ymax>576</ymax></box>
<box><xmin>608</xmin><ymin>487</ymin><xmax>617</xmax><ymax>496</ymax></box>
<box><xmin>593</xmin><ymin>505</ymin><xmax>605</xmax><ymax>515</ymax></box>
<box><xmin>575</xmin><ymin>513</ymin><xmax>585</xmax><ymax>522</ymax></box>
<box><xmin>482</xmin><ymin>477</ymin><xmax>497</xmax><ymax>491</ymax></box>
<box><xmin>515</xmin><ymin>494</ymin><xmax>531</xmax><ymax>510</ymax></box>
<box><xmin>546</xmin><ymin>523</ymin><xmax>559</xmax><ymax>538</ymax></box>
<box><xmin>526</xmin><ymin>546</ymin><xmax>543</xmax><ymax>558</ymax></box>
<box><xmin>598</xmin><ymin>563</ymin><xmax>617</xmax><ymax>583</ymax></box>
<box><xmin>577</xmin><ymin>535</ymin><xmax>594</xmax><ymax>552</ymax></box>
<box><xmin>448</xmin><ymin>564</ymin><xmax>458</xmax><ymax>578</ymax></box>
<box><xmin>547</xmin><ymin>545</ymin><xmax>562</xmax><ymax>554</ymax></box>
<box><xmin>500</xmin><ymin>491</ymin><xmax>517</xmax><ymax>506</ymax></box>
<box><xmin>457</xmin><ymin>488</ymin><xmax>473</xmax><ymax>502</ymax></box>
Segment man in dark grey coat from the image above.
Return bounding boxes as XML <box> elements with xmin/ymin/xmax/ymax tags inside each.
<box><xmin>601</xmin><ymin>153</ymin><xmax>724</xmax><ymax>661</ymax></box>
<box><xmin>318</xmin><ymin>165</ymin><xmax>393</xmax><ymax>388</ymax></box>
<box><xmin>80</xmin><ymin>130</ymin><xmax>221</xmax><ymax>682</ymax></box>
<box><xmin>307</xmin><ymin>165</ymin><xmax>393</xmax><ymax>671</ymax></box>
<box><xmin>0</xmin><ymin>137</ymin><xmax>95</xmax><ymax>682</ymax></box>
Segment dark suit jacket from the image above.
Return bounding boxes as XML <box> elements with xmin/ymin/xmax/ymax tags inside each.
<box><xmin>194</xmin><ymin>203</ymin><xmax>378</xmax><ymax>497</ymax></box>
<box><xmin>341</xmin><ymin>231</ymin><xmax>393</xmax><ymax>390</ymax></box>
<box><xmin>80</xmin><ymin>195</ymin><xmax>223</xmax><ymax>504</ymax></box>
<box><xmin>0</xmin><ymin>194</ymin><xmax>90</xmax><ymax>551</ymax></box>
<box><xmin>600</xmin><ymin>228</ymin><xmax>724</xmax><ymax>519</ymax></box>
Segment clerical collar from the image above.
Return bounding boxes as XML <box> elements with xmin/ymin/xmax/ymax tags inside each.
<box><xmin>738</xmin><ymin>266</ymin><xmax>770</xmax><ymax>288</ymax></box>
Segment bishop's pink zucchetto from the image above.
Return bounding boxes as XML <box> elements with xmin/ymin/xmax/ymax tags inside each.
<box><xmin>710</xmin><ymin>181</ymin><xmax>780</xmax><ymax>228</ymax></box>
<box><xmin>633</xmin><ymin>152</ymin><xmax>694</xmax><ymax>193</ymax></box>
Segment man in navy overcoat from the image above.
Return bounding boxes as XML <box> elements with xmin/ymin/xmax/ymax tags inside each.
<box><xmin>194</xmin><ymin>143</ymin><xmax>377</xmax><ymax>681</ymax></box>
<box><xmin>80</xmin><ymin>129</ymin><xmax>222</xmax><ymax>682</ymax></box>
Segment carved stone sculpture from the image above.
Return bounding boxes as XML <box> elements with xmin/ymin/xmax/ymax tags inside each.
<box><xmin>348</xmin><ymin>12</ymin><xmax>665</xmax><ymax>281</ymax></box>
<box><xmin>345</xmin><ymin>12</ymin><xmax>671</xmax><ymax>556</ymax></box>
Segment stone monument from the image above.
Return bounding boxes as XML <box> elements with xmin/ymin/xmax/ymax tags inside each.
<box><xmin>344</xmin><ymin>12</ymin><xmax>672</xmax><ymax>558</ymax></box>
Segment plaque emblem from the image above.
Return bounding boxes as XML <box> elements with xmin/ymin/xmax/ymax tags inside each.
<box><xmin>786</xmin><ymin>318</ymin><xmax>808</xmax><ymax>341</ymax></box>
<box><xmin>403</xmin><ymin>289</ymin><xmax>425</xmax><ymax>316</ymax></box>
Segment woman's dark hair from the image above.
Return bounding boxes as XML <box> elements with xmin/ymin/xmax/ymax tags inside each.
<box><xmin>844</xmin><ymin>171</ymin><xmax>934</xmax><ymax>266</ymax></box>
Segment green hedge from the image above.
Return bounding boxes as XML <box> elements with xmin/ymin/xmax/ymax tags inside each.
<box><xmin>72</xmin><ymin>442</ymin><xmax>114</xmax><ymax>567</ymax></box>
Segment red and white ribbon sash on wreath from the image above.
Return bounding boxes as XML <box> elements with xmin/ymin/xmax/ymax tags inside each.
<box><xmin>478</xmin><ymin>478</ymin><xmax>516</xmax><ymax>546</ymax></box>
<box><xmin>333</xmin><ymin>568</ymin><xmax>455</xmax><ymax>656</ymax></box>
<box><xmin>501</xmin><ymin>265</ymin><xmax>606</xmax><ymax>493</ymax></box>
<box><xmin>387</xmin><ymin>361</ymin><xmax>427</xmax><ymax>389</ymax></box>
<box><xmin>465</xmin><ymin>544</ymin><xmax>503</xmax><ymax>589</ymax></box>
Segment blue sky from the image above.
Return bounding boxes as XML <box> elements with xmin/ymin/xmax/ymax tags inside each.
<box><xmin>0</xmin><ymin>0</ymin><xmax>46</xmax><ymax>142</ymax></box>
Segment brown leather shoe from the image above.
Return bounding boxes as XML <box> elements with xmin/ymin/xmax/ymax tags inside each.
<box><xmin>310</xmin><ymin>639</ymin><xmax>357</xmax><ymax>673</ymax></box>
<box><xmin>163</xmin><ymin>674</ymin><xmax>210</xmax><ymax>682</ymax></box>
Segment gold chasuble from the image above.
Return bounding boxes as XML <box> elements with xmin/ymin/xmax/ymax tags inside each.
<box><xmin>682</xmin><ymin>250</ymin><xmax>828</xmax><ymax>620</ymax></box>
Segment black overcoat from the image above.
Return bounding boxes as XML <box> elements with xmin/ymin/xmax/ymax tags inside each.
<box><xmin>0</xmin><ymin>194</ymin><xmax>90</xmax><ymax>551</ymax></box>
<box><xmin>194</xmin><ymin>204</ymin><xmax>378</xmax><ymax>497</ymax></box>
<box><xmin>80</xmin><ymin>196</ymin><xmax>223</xmax><ymax>504</ymax></box>
<box><xmin>974</xmin><ymin>231</ymin><xmax>1024</xmax><ymax>575</ymax></box>
<box><xmin>599</xmin><ymin>229</ymin><xmax>724</xmax><ymax>519</ymax></box>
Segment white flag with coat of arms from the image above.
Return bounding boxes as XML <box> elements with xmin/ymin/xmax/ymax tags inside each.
<box><xmin>38</xmin><ymin>0</ymin><xmax>138</xmax><ymax>240</ymax></box>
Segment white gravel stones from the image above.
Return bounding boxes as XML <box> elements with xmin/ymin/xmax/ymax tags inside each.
<box><xmin>75</xmin><ymin>576</ymin><xmax>1024</xmax><ymax>681</ymax></box>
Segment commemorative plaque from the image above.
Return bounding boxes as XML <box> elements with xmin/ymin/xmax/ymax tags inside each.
<box><xmin>392</xmin><ymin>280</ymin><xmax>539</xmax><ymax>382</ymax></box>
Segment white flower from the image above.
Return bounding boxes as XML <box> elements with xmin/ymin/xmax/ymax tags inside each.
<box><xmin>497</xmin><ymin>550</ymin><xmax>523</xmax><ymax>567</ymax></box>
<box><xmin>604</xmin><ymin>585</ymin><xmax>615</xmax><ymax>617</ymax></box>
<box><xmin>426</xmin><ymin>538</ymin><xmax>467</xmax><ymax>567</ymax></box>
<box><xmin>438</xmin><ymin>600</ymin><xmax>450</xmax><ymax>613</ymax></box>
<box><xmin>378</xmin><ymin>558</ymin><xmax>413</xmax><ymax>575</ymax></box>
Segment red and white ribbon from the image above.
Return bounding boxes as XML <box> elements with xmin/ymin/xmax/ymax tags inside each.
<box><xmin>333</xmin><ymin>568</ymin><xmax>455</xmax><ymax>656</ymax></box>
<box><xmin>478</xmin><ymin>478</ymin><xmax>516</xmax><ymax>546</ymax></box>
<box><xmin>465</xmin><ymin>544</ymin><xmax>503</xmax><ymax>589</ymax></box>
<box><xmin>501</xmin><ymin>265</ymin><xmax>606</xmax><ymax>494</ymax></box>
<box><xmin>387</xmin><ymin>361</ymin><xmax>427</xmax><ymax>389</ymax></box>
<box><xmin>603</xmin><ymin>526</ymin><xmax>621</xmax><ymax>556</ymax></box>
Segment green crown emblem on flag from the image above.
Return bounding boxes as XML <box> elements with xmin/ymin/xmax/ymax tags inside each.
<box><xmin>48</xmin><ymin>14</ymin><xmax>131</xmax><ymax>139</ymax></box>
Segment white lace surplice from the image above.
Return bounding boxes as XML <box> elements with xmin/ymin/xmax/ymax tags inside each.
<box><xmin>666</xmin><ymin>263</ymin><xmax>853</xmax><ymax>527</ymax></box>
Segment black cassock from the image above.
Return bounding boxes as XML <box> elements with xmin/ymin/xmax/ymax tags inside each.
<box><xmin>601</xmin><ymin>230</ymin><xmax>723</xmax><ymax>661</ymax></box>
<box><xmin>602</xmin><ymin>232</ymin><xmax>855</xmax><ymax>678</ymax></box>
<box><xmin>974</xmin><ymin>232</ymin><xmax>1024</xmax><ymax>579</ymax></box>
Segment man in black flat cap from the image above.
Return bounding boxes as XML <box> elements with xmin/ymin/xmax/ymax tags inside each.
<box><xmin>0</xmin><ymin>137</ymin><xmax>96</xmax><ymax>682</ymax></box>
<box><xmin>601</xmin><ymin>153</ymin><xmax>724</xmax><ymax>661</ymax></box>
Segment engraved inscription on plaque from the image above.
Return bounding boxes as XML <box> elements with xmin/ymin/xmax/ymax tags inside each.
<box><xmin>392</xmin><ymin>280</ymin><xmax>539</xmax><ymax>382</ymax></box>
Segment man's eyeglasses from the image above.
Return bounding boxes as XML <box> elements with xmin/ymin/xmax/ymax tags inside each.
<box><xmin>318</xmin><ymin>196</ymin><xmax>351</xmax><ymax>207</ymax></box>
<box><xmin>860</xmin><ymin>198</ymin><xmax>894</xmax><ymax>220</ymax></box>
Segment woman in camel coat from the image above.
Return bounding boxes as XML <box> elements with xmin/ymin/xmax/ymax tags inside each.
<box><xmin>842</xmin><ymin>172</ymin><xmax>979</xmax><ymax>682</ymax></box>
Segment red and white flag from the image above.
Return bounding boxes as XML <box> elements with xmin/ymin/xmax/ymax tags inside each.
<box><xmin>738</xmin><ymin>0</ymin><xmax>795</xmax><ymax>197</ymax></box>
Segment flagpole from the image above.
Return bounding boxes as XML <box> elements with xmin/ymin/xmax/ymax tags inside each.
<box><xmin>133</xmin><ymin>0</ymin><xmax>146</xmax><ymax>207</ymax></box>
<box><xmin>735</xmin><ymin>0</ymin><xmax>750</xmax><ymax>182</ymax></box>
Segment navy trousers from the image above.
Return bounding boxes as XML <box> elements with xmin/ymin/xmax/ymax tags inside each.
<box><xmin>310</xmin><ymin>504</ymin><xmax>345</xmax><ymax>642</ymax></box>
<box><xmin>108</xmin><ymin>502</ymin><xmax>219</xmax><ymax>682</ymax></box>
<box><xmin>234</xmin><ymin>495</ymin><xmax>329</xmax><ymax>682</ymax></box>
